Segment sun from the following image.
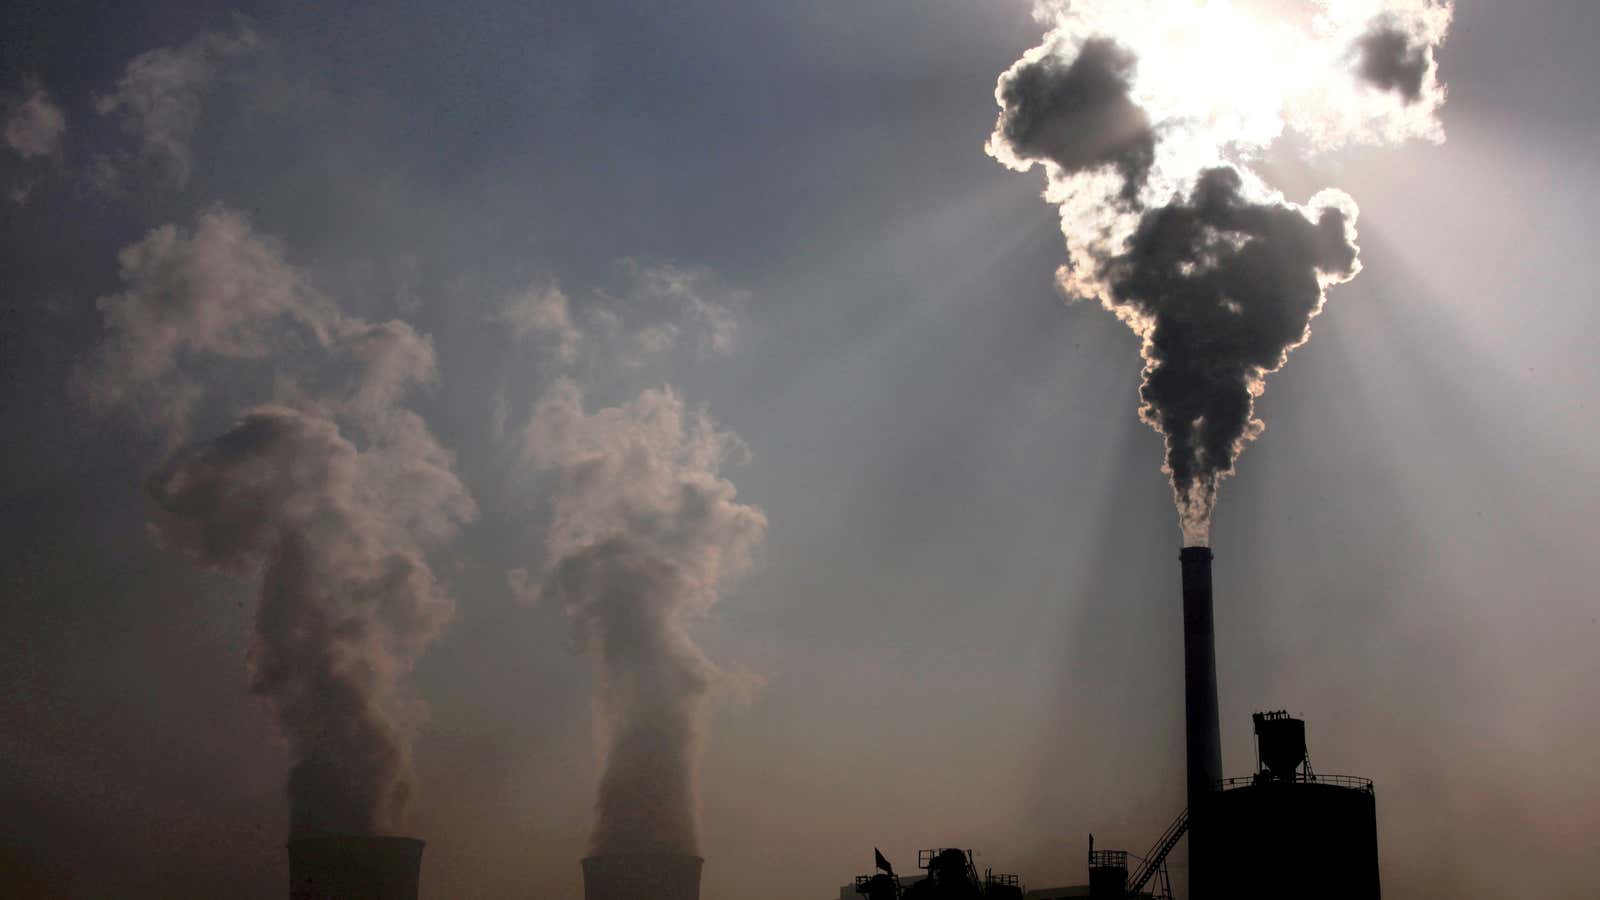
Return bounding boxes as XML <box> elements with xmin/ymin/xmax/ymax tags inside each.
<box><xmin>1101</xmin><ymin>1</ymin><xmax>1310</xmax><ymax>168</ymax></box>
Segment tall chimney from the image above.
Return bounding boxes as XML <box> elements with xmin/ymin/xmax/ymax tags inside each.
<box><xmin>288</xmin><ymin>835</ymin><xmax>424</xmax><ymax>900</ymax></box>
<box><xmin>581</xmin><ymin>853</ymin><xmax>703</xmax><ymax>900</ymax></box>
<box><xmin>1180</xmin><ymin>546</ymin><xmax>1222</xmax><ymax>899</ymax></box>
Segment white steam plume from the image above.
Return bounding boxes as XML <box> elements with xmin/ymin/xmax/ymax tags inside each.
<box><xmin>5</xmin><ymin>83</ymin><xmax>66</xmax><ymax>160</ymax></box>
<box><xmin>81</xmin><ymin>208</ymin><xmax>475</xmax><ymax>835</ymax></box>
<box><xmin>509</xmin><ymin>265</ymin><xmax>764</xmax><ymax>856</ymax></box>
<box><xmin>95</xmin><ymin>23</ymin><xmax>260</xmax><ymax>185</ymax></box>
<box><xmin>988</xmin><ymin>0</ymin><xmax>1452</xmax><ymax>545</ymax></box>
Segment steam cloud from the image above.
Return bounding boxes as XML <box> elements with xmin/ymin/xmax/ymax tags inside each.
<box><xmin>95</xmin><ymin>24</ymin><xmax>261</xmax><ymax>184</ymax></box>
<box><xmin>5</xmin><ymin>84</ymin><xmax>66</xmax><ymax>160</ymax></box>
<box><xmin>988</xmin><ymin>0</ymin><xmax>1452</xmax><ymax>544</ymax></box>
<box><xmin>509</xmin><ymin>267</ymin><xmax>764</xmax><ymax>856</ymax></box>
<box><xmin>82</xmin><ymin>208</ymin><xmax>474</xmax><ymax>835</ymax></box>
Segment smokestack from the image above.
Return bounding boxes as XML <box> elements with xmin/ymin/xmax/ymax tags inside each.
<box><xmin>1180</xmin><ymin>546</ymin><xmax>1222</xmax><ymax>899</ymax></box>
<box><xmin>288</xmin><ymin>836</ymin><xmax>424</xmax><ymax>900</ymax></box>
<box><xmin>582</xmin><ymin>853</ymin><xmax>704</xmax><ymax>900</ymax></box>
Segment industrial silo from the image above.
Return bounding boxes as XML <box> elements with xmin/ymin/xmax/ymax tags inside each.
<box><xmin>1205</xmin><ymin>712</ymin><xmax>1382</xmax><ymax>900</ymax></box>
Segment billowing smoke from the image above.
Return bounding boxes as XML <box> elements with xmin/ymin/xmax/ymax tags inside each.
<box><xmin>988</xmin><ymin>0</ymin><xmax>1452</xmax><ymax>544</ymax></box>
<box><xmin>524</xmin><ymin>380</ymin><xmax>765</xmax><ymax>855</ymax></box>
<box><xmin>1104</xmin><ymin>168</ymin><xmax>1360</xmax><ymax>541</ymax></box>
<box><xmin>992</xmin><ymin>36</ymin><xmax>1154</xmax><ymax>202</ymax></box>
<box><xmin>81</xmin><ymin>208</ymin><xmax>474</xmax><ymax>835</ymax></box>
<box><xmin>506</xmin><ymin>266</ymin><xmax>763</xmax><ymax>856</ymax></box>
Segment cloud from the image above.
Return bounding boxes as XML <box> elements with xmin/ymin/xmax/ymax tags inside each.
<box><xmin>4</xmin><ymin>84</ymin><xmax>66</xmax><ymax>160</ymax></box>
<box><xmin>95</xmin><ymin>24</ymin><xmax>261</xmax><ymax>185</ymax></box>
<box><xmin>521</xmin><ymin>377</ymin><xmax>766</xmax><ymax>855</ymax></box>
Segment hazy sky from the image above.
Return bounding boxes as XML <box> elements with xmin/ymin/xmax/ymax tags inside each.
<box><xmin>3</xmin><ymin>1</ymin><xmax>1598</xmax><ymax>898</ymax></box>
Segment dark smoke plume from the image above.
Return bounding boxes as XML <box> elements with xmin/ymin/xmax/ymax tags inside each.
<box><xmin>81</xmin><ymin>208</ymin><xmax>474</xmax><ymax>835</ymax></box>
<box><xmin>991</xmin><ymin>36</ymin><xmax>1155</xmax><ymax>201</ymax></box>
<box><xmin>521</xmin><ymin>376</ymin><xmax>765</xmax><ymax>856</ymax></box>
<box><xmin>988</xmin><ymin>2</ymin><xmax>1451</xmax><ymax>543</ymax></box>
<box><xmin>1354</xmin><ymin>23</ymin><xmax>1431</xmax><ymax>103</ymax></box>
<box><xmin>1101</xmin><ymin>167</ymin><xmax>1359</xmax><ymax>540</ymax></box>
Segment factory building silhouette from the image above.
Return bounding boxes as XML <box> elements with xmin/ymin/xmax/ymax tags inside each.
<box><xmin>835</xmin><ymin>548</ymin><xmax>1382</xmax><ymax>900</ymax></box>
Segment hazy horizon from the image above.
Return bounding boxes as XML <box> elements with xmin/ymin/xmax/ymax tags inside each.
<box><xmin>3</xmin><ymin>1</ymin><xmax>1598</xmax><ymax>898</ymax></box>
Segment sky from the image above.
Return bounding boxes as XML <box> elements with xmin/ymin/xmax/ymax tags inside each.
<box><xmin>2</xmin><ymin>1</ymin><xmax>1599</xmax><ymax>898</ymax></box>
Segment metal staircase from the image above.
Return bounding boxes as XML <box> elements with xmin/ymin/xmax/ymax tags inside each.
<box><xmin>1125</xmin><ymin>808</ymin><xmax>1187</xmax><ymax>898</ymax></box>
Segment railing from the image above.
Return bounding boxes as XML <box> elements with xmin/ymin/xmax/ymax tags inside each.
<box><xmin>854</xmin><ymin>874</ymin><xmax>900</xmax><ymax>896</ymax></box>
<box><xmin>1215</xmin><ymin>773</ymin><xmax>1374</xmax><ymax>793</ymax></box>
<box><xmin>1089</xmin><ymin>849</ymin><xmax>1128</xmax><ymax>869</ymax></box>
<box><xmin>918</xmin><ymin>848</ymin><xmax>973</xmax><ymax>870</ymax></box>
<box><xmin>918</xmin><ymin>848</ymin><xmax>980</xmax><ymax>886</ymax></box>
<box><xmin>1126</xmin><ymin>808</ymin><xmax>1188</xmax><ymax>898</ymax></box>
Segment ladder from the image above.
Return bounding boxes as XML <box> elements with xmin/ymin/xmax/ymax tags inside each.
<box><xmin>1126</xmin><ymin>808</ymin><xmax>1187</xmax><ymax>898</ymax></box>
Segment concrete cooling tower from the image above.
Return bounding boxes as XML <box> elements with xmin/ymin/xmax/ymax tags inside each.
<box><xmin>288</xmin><ymin>835</ymin><xmax>424</xmax><ymax>900</ymax></box>
<box><xmin>581</xmin><ymin>853</ymin><xmax>704</xmax><ymax>900</ymax></box>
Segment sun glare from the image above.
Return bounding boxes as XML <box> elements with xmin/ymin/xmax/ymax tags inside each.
<box><xmin>1036</xmin><ymin>0</ymin><xmax>1449</xmax><ymax>199</ymax></box>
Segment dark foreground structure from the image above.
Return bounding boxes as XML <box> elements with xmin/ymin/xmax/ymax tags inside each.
<box><xmin>582</xmin><ymin>853</ymin><xmax>704</xmax><ymax>900</ymax></box>
<box><xmin>1203</xmin><ymin>712</ymin><xmax>1381</xmax><ymax>900</ymax></box>
<box><xmin>851</xmin><ymin>849</ymin><xmax>1022</xmax><ymax>900</ymax></box>
<box><xmin>287</xmin><ymin>835</ymin><xmax>424</xmax><ymax>900</ymax></box>
<box><xmin>1179</xmin><ymin>547</ymin><xmax>1381</xmax><ymax>900</ymax></box>
<box><xmin>835</xmin><ymin>547</ymin><xmax>1383</xmax><ymax>900</ymax></box>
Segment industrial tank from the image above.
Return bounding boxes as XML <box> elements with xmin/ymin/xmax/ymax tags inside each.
<box><xmin>1202</xmin><ymin>712</ymin><xmax>1381</xmax><ymax>900</ymax></box>
<box><xmin>1205</xmin><ymin>776</ymin><xmax>1380</xmax><ymax>899</ymax></box>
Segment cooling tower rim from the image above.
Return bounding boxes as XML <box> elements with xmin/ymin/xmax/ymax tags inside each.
<box><xmin>286</xmin><ymin>834</ymin><xmax>426</xmax><ymax>850</ymax></box>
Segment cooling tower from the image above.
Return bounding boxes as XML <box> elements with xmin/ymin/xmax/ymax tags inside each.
<box><xmin>582</xmin><ymin>853</ymin><xmax>703</xmax><ymax>900</ymax></box>
<box><xmin>288</xmin><ymin>835</ymin><xmax>424</xmax><ymax>900</ymax></box>
<box><xmin>1179</xmin><ymin>546</ymin><xmax>1222</xmax><ymax>899</ymax></box>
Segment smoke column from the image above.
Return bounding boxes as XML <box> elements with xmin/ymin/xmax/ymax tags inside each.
<box><xmin>80</xmin><ymin>209</ymin><xmax>475</xmax><ymax>835</ymax></box>
<box><xmin>988</xmin><ymin>0</ymin><xmax>1453</xmax><ymax>544</ymax></box>
<box><xmin>520</xmin><ymin>377</ymin><xmax>766</xmax><ymax>856</ymax></box>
